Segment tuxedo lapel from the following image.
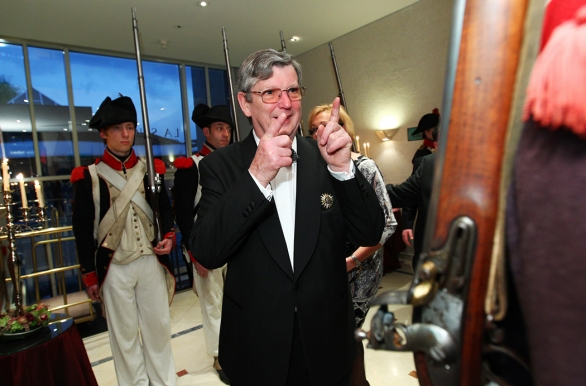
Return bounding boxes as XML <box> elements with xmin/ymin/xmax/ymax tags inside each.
<box><xmin>242</xmin><ymin>131</ymin><xmax>294</xmax><ymax>279</ymax></box>
<box><xmin>293</xmin><ymin>137</ymin><xmax>321</xmax><ymax>280</ymax></box>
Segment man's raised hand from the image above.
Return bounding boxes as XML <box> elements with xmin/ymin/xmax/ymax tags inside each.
<box><xmin>249</xmin><ymin>113</ymin><xmax>294</xmax><ymax>187</ymax></box>
<box><xmin>316</xmin><ymin>97</ymin><xmax>352</xmax><ymax>172</ymax></box>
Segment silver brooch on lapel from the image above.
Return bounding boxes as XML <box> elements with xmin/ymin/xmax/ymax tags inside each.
<box><xmin>320</xmin><ymin>193</ymin><xmax>334</xmax><ymax>209</ymax></box>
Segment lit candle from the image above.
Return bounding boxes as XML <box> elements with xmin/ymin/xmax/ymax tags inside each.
<box><xmin>17</xmin><ymin>174</ymin><xmax>28</xmax><ymax>208</ymax></box>
<box><xmin>363</xmin><ymin>143</ymin><xmax>368</xmax><ymax>156</ymax></box>
<box><xmin>35</xmin><ymin>180</ymin><xmax>45</xmax><ymax>208</ymax></box>
<box><xmin>2</xmin><ymin>159</ymin><xmax>9</xmax><ymax>192</ymax></box>
<box><xmin>366</xmin><ymin>142</ymin><xmax>370</xmax><ymax>158</ymax></box>
<box><xmin>355</xmin><ymin>136</ymin><xmax>361</xmax><ymax>154</ymax></box>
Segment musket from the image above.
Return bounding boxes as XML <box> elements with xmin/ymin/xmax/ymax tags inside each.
<box><xmin>280</xmin><ymin>30</ymin><xmax>287</xmax><ymax>52</ymax></box>
<box><xmin>328</xmin><ymin>42</ymin><xmax>348</xmax><ymax>112</ymax></box>
<box><xmin>359</xmin><ymin>0</ymin><xmax>529</xmax><ymax>384</ymax></box>
<box><xmin>221</xmin><ymin>27</ymin><xmax>240</xmax><ymax>143</ymax></box>
<box><xmin>131</xmin><ymin>8</ymin><xmax>163</xmax><ymax>243</ymax></box>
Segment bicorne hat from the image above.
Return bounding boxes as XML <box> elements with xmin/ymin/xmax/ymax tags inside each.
<box><xmin>191</xmin><ymin>104</ymin><xmax>234</xmax><ymax>129</ymax></box>
<box><xmin>89</xmin><ymin>95</ymin><xmax>137</xmax><ymax>130</ymax></box>
<box><xmin>412</xmin><ymin>108</ymin><xmax>440</xmax><ymax>135</ymax></box>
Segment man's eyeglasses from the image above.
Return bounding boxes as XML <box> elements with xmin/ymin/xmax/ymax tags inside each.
<box><xmin>249</xmin><ymin>87</ymin><xmax>306</xmax><ymax>104</ymax></box>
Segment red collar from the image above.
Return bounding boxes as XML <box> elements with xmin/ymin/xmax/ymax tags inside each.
<box><xmin>423</xmin><ymin>138</ymin><xmax>436</xmax><ymax>150</ymax></box>
<box><xmin>197</xmin><ymin>142</ymin><xmax>214</xmax><ymax>157</ymax></box>
<box><xmin>99</xmin><ymin>149</ymin><xmax>138</xmax><ymax>170</ymax></box>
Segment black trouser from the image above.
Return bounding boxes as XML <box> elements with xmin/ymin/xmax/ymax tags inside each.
<box><xmin>286</xmin><ymin>312</ymin><xmax>351</xmax><ymax>386</ymax></box>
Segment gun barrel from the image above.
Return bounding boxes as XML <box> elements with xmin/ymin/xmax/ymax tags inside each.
<box><xmin>280</xmin><ymin>30</ymin><xmax>287</xmax><ymax>52</ymax></box>
<box><xmin>131</xmin><ymin>7</ymin><xmax>162</xmax><ymax>242</ymax></box>
<box><xmin>328</xmin><ymin>42</ymin><xmax>348</xmax><ymax>112</ymax></box>
<box><xmin>222</xmin><ymin>27</ymin><xmax>240</xmax><ymax>142</ymax></box>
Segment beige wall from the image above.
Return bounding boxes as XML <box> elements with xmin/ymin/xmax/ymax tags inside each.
<box><xmin>297</xmin><ymin>0</ymin><xmax>454</xmax><ymax>184</ymax></box>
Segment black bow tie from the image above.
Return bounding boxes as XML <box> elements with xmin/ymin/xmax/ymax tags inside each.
<box><xmin>291</xmin><ymin>148</ymin><xmax>299</xmax><ymax>163</ymax></box>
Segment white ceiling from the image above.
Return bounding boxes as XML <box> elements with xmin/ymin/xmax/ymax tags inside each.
<box><xmin>1</xmin><ymin>0</ymin><xmax>419</xmax><ymax>66</ymax></box>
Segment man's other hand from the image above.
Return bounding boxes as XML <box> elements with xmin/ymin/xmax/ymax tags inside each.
<box><xmin>316</xmin><ymin>97</ymin><xmax>352</xmax><ymax>172</ymax></box>
<box><xmin>402</xmin><ymin>229</ymin><xmax>414</xmax><ymax>247</ymax></box>
<box><xmin>194</xmin><ymin>260</ymin><xmax>209</xmax><ymax>278</ymax></box>
<box><xmin>154</xmin><ymin>238</ymin><xmax>173</xmax><ymax>255</ymax></box>
<box><xmin>86</xmin><ymin>284</ymin><xmax>101</xmax><ymax>301</ymax></box>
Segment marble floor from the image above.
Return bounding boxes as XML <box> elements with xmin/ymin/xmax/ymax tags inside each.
<box><xmin>83</xmin><ymin>254</ymin><xmax>418</xmax><ymax>385</ymax></box>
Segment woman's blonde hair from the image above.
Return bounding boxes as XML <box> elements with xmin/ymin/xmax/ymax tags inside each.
<box><xmin>307</xmin><ymin>103</ymin><xmax>355</xmax><ymax>141</ymax></box>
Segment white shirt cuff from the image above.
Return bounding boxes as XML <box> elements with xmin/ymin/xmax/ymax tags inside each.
<box><xmin>328</xmin><ymin>162</ymin><xmax>355</xmax><ymax>181</ymax></box>
<box><xmin>249</xmin><ymin>170</ymin><xmax>273</xmax><ymax>201</ymax></box>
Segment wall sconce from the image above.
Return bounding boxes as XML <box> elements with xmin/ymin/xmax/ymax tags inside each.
<box><xmin>375</xmin><ymin>128</ymin><xmax>399</xmax><ymax>141</ymax></box>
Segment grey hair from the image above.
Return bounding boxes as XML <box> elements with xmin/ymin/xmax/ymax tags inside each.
<box><xmin>236</xmin><ymin>49</ymin><xmax>303</xmax><ymax>102</ymax></box>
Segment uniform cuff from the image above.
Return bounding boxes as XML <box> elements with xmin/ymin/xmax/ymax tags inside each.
<box><xmin>82</xmin><ymin>271</ymin><xmax>99</xmax><ymax>288</ymax></box>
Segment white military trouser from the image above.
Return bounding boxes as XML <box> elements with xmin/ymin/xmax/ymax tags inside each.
<box><xmin>193</xmin><ymin>263</ymin><xmax>227</xmax><ymax>357</ymax></box>
<box><xmin>102</xmin><ymin>255</ymin><xmax>176</xmax><ymax>386</ymax></box>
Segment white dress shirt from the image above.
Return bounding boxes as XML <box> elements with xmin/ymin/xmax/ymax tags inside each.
<box><xmin>250</xmin><ymin>132</ymin><xmax>355</xmax><ymax>271</ymax></box>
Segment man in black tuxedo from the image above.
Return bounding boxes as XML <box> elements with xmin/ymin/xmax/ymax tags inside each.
<box><xmin>386</xmin><ymin>151</ymin><xmax>436</xmax><ymax>269</ymax></box>
<box><xmin>190</xmin><ymin>49</ymin><xmax>384</xmax><ymax>385</ymax></box>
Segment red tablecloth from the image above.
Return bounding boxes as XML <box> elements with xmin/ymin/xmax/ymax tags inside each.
<box><xmin>0</xmin><ymin>316</ymin><xmax>98</xmax><ymax>386</ymax></box>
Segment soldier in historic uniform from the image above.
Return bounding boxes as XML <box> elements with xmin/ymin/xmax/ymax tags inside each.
<box><xmin>173</xmin><ymin>103</ymin><xmax>233</xmax><ymax>384</ymax></box>
<box><xmin>401</xmin><ymin>108</ymin><xmax>440</xmax><ymax>267</ymax></box>
<box><xmin>71</xmin><ymin>95</ymin><xmax>177</xmax><ymax>386</ymax></box>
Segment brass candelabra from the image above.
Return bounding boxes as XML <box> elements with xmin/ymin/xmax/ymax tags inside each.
<box><xmin>2</xmin><ymin>189</ymin><xmax>48</xmax><ymax>315</ymax></box>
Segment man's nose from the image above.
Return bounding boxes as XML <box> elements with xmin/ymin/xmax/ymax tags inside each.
<box><xmin>277</xmin><ymin>91</ymin><xmax>292</xmax><ymax>108</ymax></box>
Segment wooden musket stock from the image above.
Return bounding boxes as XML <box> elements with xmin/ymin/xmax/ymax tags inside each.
<box><xmin>361</xmin><ymin>0</ymin><xmax>529</xmax><ymax>384</ymax></box>
<box><xmin>415</xmin><ymin>0</ymin><xmax>528</xmax><ymax>384</ymax></box>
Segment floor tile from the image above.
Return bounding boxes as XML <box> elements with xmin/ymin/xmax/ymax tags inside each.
<box><xmin>83</xmin><ymin>254</ymin><xmax>421</xmax><ymax>385</ymax></box>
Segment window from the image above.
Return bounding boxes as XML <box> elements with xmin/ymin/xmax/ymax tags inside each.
<box><xmin>140</xmin><ymin>60</ymin><xmax>184</xmax><ymax>164</ymax></box>
<box><xmin>29</xmin><ymin>46</ymin><xmax>75</xmax><ymax>176</ymax></box>
<box><xmin>70</xmin><ymin>52</ymin><xmax>140</xmax><ymax>165</ymax></box>
<box><xmin>0</xmin><ymin>39</ymin><xmax>232</xmax><ymax>294</ymax></box>
<box><xmin>0</xmin><ymin>43</ymin><xmax>36</xmax><ymax>180</ymax></box>
<box><xmin>186</xmin><ymin>66</ymin><xmax>207</xmax><ymax>153</ymax></box>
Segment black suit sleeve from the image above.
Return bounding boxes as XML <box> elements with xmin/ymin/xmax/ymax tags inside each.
<box><xmin>386</xmin><ymin>162</ymin><xmax>425</xmax><ymax>210</ymax></box>
<box><xmin>72</xmin><ymin>171</ymin><xmax>99</xmax><ymax>275</ymax></box>
<box><xmin>158</xmin><ymin>173</ymin><xmax>175</xmax><ymax>235</ymax></box>
<box><xmin>190</xmin><ymin>156</ymin><xmax>271</xmax><ymax>269</ymax></box>
<box><xmin>173</xmin><ymin>166</ymin><xmax>198</xmax><ymax>245</ymax></box>
<box><xmin>331</xmin><ymin>167</ymin><xmax>385</xmax><ymax>248</ymax></box>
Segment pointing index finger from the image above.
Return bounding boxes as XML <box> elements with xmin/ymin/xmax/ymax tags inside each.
<box><xmin>329</xmin><ymin>97</ymin><xmax>341</xmax><ymax>124</ymax></box>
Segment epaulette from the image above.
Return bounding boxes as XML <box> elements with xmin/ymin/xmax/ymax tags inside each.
<box><xmin>154</xmin><ymin>159</ymin><xmax>167</xmax><ymax>175</ymax></box>
<box><xmin>70</xmin><ymin>166</ymin><xmax>89</xmax><ymax>183</ymax></box>
<box><xmin>173</xmin><ymin>156</ymin><xmax>194</xmax><ymax>170</ymax></box>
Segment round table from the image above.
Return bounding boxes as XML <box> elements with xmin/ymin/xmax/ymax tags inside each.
<box><xmin>0</xmin><ymin>314</ymin><xmax>98</xmax><ymax>386</ymax></box>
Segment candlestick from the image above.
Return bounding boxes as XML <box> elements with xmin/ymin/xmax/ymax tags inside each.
<box><xmin>355</xmin><ymin>136</ymin><xmax>361</xmax><ymax>154</ymax></box>
<box><xmin>2</xmin><ymin>159</ymin><xmax>9</xmax><ymax>191</ymax></box>
<box><xmin>34</xmin><ymin>180</ymin><xmax>45</xmax><ymax>208</ymax></box>
<box><xmin>363</xmin><ymin>143</ymin><xmax>368</xmax><ymax>157</ymax></box>
<box><xmin>16</xmin><ymin>174</ymin><xmax>28</xmax><ymax>208</ymax></box>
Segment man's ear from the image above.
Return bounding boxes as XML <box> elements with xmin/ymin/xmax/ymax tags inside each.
<box><xmin>99</xmin><ymin>129</ymin><xmax>107</xmax><ymax>140</ymax></box>
<box><xmin>202</xmin><ymin>127</ymin><xmax>210</xmax><ymax>138</ymax></box>
<box><xmin>237</xmin><ymin>92</ymin><xmax>252</xmax><ymax>118</ymax></box>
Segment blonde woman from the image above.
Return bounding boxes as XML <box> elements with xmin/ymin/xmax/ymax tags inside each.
<box><xmin>308</xmin><ymin>104</ymin><xmax>397</xmax><ymax>386</ymax></box>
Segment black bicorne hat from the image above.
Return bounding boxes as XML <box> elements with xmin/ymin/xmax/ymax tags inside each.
<box><xmin>191</xmin><ymin>104</ymin><xmax>234</xmax><ymax>129</ymax></box>
<box><xmin>89</xmin><ymin>95</ymin><xmax>137</xmax><ymax>130</ymax></box>
<box><xmin>412</xmin><ymin>108</ymin><xmax>440</xmax><ymax>135</ymax></box>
